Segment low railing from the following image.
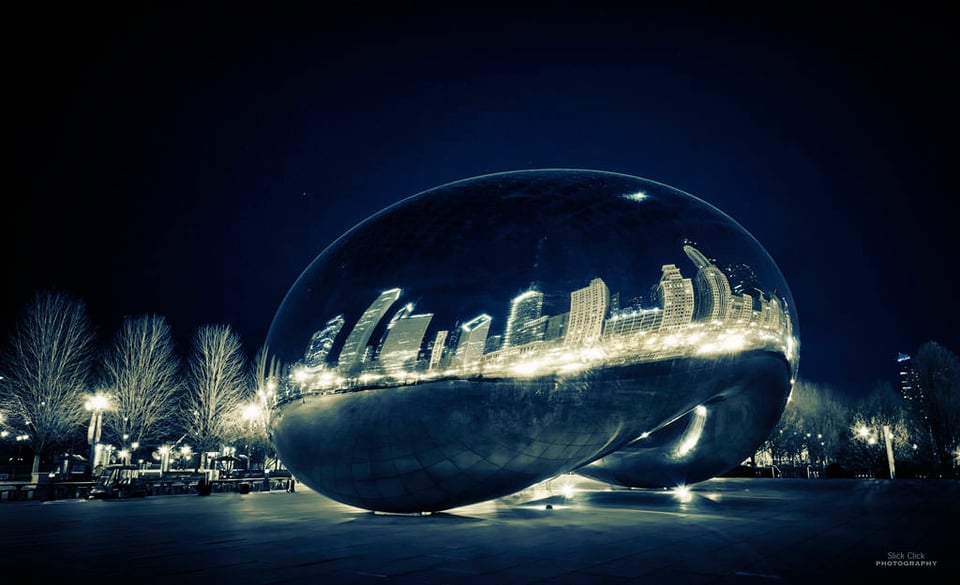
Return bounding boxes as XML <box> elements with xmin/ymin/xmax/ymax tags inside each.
<box><xmin>1</xmin><ymin>472</ymin><xmax>295</xmax><ymax>501</ymax></box>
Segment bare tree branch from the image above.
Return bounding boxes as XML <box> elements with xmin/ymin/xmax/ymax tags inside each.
<box><xmin>100</xmin><ymin>314</ymin><xmax>182</xmax><ymax>453</ymax></box>
<box><xmin>180</xmin><ymin>324</ymin><xmax>248</xmax><ymax>469</ymax></box>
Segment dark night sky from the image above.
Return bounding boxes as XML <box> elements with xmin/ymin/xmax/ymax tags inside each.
<box><xmin>6</xmin><ymin>3</ymin><xmax>957</xmax><ymax>400</ymax></box>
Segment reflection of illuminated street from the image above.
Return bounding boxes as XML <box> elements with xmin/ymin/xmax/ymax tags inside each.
<box><xmin>291</xmin><ymin>320</ymin><xmax>795</xmax><ymax>395</ymax></box>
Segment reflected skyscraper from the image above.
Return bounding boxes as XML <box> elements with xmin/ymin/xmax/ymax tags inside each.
<box><xmin>338</xmin><ymin>288</ymin><xmax>401</xmax><ymax>374</ymax></box>
<box><xmin>545</xmin><ymin>313</ymin><xmax>568</xmax><ymax>342</ymax></box>
<box><xmin>304</xmin><ymin>315</ymin><xmax>345</xmax><ymax>368</ymax></box>
<box><xmin>503</xmin><ymin>289</ymin><xmax>545</xmax><ymax>348</ymax></box>
<box><xmin>456</xmin><ymin>314</ymin><xmax>492</xmax><ymax>366</ymax></box>
<box><xmin>657</xmin><ymin>265</ymin><xmax>694</xmax><ymax>331</ymax></box>
<box><xmin>566</xmin><ymin>278</ymin><xmax>609</xmax><ymax>345</ymax></box>
<box><xmin>379</xmin><ymin>312</ymin><xmax>434</xmax><ymax>372</ymax></box>
<box><xmin>605</xmin><ymin>307</ymin><xmax>662</xmax><ymax>337</ymax></box>
<box><xmin>428</xmin><ymin>330</ymin><xmax>448</xmax><ymax>370</ymax></box>
<box><xmin>684</xmin><ymin>244</ymin><xmax>732</xmax><ymax>322</ymax></box>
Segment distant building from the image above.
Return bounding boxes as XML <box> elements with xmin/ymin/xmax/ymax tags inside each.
<box><xmin>427</xmin><ymin>330</ymin><xmax>449</xmax><ymax>371</ymax></box>
<box><xmin>503</xmin><ymin>289</ymin><xmax>546</xmax><ymax>348</ymax></box>
<box><xmin>605</xmin><ymin>307</ymin><xmax>663</xmax><ymax>337</ymax></box>
<box><xmin>728</xmin><ymin>293</ymin><xmax>753</xmax><ymax>326</ymax></box>
<box><xmin>758</xmin><ymin>296</ymin><xmax>784</xmax><ymax>330</ymax></box>
<box><xmin>338</xmin><ymin>288</ymin><xmax>402</xmax><ymax>374</ymax></box>
<box><xmin>304</xmin><ymin>315</ymin><xmax>345</xmax><ymax>368</ymax></box>
<box><xmin>684</xmin><ymin>244</ymin><xmax>732</xmax><ymax>322</ymax></box>
<box><xmin>657</xmin><ymin>265</ymin><xmax>694</xmax><ymax>331</ymax></box>
<box><xmin>379</xmin><ymin>312</ymin><xmax>434</xmax><ymax>372</ymax></box>
<box><xmin>897</xmin><ymin>353</ymin><xmax>930</xmax><ymax>426</ymax></box>
<box><xmin>544</xmin><ymin>312</ymin><xmax>569</xmax><ymax>341</ymax></box>
<box><xmin>565</xmin><ymin>278</ymin><xmax>609</xmax><ymax>345</ymax></box>
<box><xmin>455</xmin><ymin>314</ymin><xmax>492</xmax><ymax>367</ymax></box>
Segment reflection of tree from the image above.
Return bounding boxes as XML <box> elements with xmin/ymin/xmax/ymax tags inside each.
<box><xmin>0</xmin><ymin>290</ymin><xmax>96</xmax><ymax>476</ymax></box>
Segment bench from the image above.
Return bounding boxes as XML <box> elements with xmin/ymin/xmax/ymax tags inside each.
<box><xmin>0</xmin><ymin>484</ymin><xmax>19</xmax><ymax>501</ymax></box>
<box><xmin>0</xmin><ymin>484</ymin><xmax>38</xmax><ymax>501</ymax></box>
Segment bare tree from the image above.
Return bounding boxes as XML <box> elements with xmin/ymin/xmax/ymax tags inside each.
<box><xmin>841</xmin><ymin>381</ymin><xmax>913</xmax><ymax>477</ymax></box>
<box><xmin>0</xmin><ymin>290</ymin><xmax>97</xmax><ymax>476</ymax></box>
<box><xmin>759</xmin><ymin>379</ymin><xmax>851</xmax><ymax>470</ymax></box>
<box><xmin>180</xmin><ymin>324</ymin><xmax>248</xmax><ymax>470</ymax></box>
<box><xmin>914</xmin><ymin>341</ymin><xmax>960</xmax><ymax>477</ymax></box>
<box><xmin>99</xmin><ymin>314</ymin><xmax>182</xmax><ymax>459</ymax></box>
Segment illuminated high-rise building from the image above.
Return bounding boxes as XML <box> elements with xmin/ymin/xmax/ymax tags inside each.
<box><xmin>503</xmin><ymin>289</ymin><xmax>545</xmax><ymax>348</ymax></box>
<box><xmin>604</xmin><ymin>307</ymin><xmax>663</xmax><ymax>337</ymax></box>
<box><xmin>565</xmin><ymin>278</ymin><xmax>609</xmax><ymax>345</ymax></box>
<box><xmin>657</xmin><ymin>265</ymin><xmax>694</xmax><ymax>331</ymax></box>
<box><xmin>684</xmin><ymin>244</ymin><xmax>732</xmax><ymax>322</ymax></box>
<box><xmin>455</xmin><ymin>314</ymin><xmax>492</xmax><ymax>366</ymax></box>
<box><xmin>758</xmin><ymin>296</ymin><xmax>784</xmax><ymax>331</ymax></box>
<box><xmin>728</xmin><ymin>293</ymin><xmax>753</xmax><ymax>325</ymax></box>
<box><xmin>338</xmin><ymin>288</ymin><xmax>402</xmax><ymax>374</ymax></box>
<box><xmin>374</xmin><ymin>303</ymin><xmax>415</xmax><ymax>360</ymax></box>
<box><xmin>515</xmin><ymin>316</ymin><xmax>548</xmax><ymax>346</ymax></box>
<box><xmin>304</xmin><ymin>315</ymin><xmax>345</xmax><ymax>368</ymax></box>
<box><xmin>544</xmin><ymin>313</ymin><xmax>568</xmax><ymax>341</ymax></box>
<box><xmin>379</xmin><ymin>312</ymin><xmax>434</xmax><ymax>372</ymax></box>
<box><xmin>897</xmin><ymin>353</ymin><xmax>929</xmax><ymax>424</ymax></box>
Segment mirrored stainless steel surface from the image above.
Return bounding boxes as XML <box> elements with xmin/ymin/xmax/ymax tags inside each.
<box><xmin>265</xmin><ymin>169</ymin><xmax>799</xmax><ymax>512</ymax></box>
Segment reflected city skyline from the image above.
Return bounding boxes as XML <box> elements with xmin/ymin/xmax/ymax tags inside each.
<box><xmin>278</xmin><ymin>241</ymin><xmax>797</xmax><ymax>403</ymax></box>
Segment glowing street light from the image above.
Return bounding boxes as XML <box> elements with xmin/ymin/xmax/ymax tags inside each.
<box><xmin>179</xmin><ymin>445</ymin><xmax>193</xmax><ymax>470</ymax></box>
<box><xmin>854</xmin><ymin>423</ymin><xmax>895</xmax><ymax>479</ymax></box>
<box><xmin>84</xmin><ymin>393</ymin><xmax>111</xmax><ymax>472</ymax></box>
<box><xmin>158</xmin><ymin>445</ymin><xmax>172</xmax><ymax>475</ymax></box>
<box><xmin>242</xmin><ymin>403</ymin><xmax>262</xmax><ymax>423</ymax></box>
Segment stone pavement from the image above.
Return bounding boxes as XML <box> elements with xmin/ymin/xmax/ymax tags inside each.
<box><xmin>0</xmin><ymin>476</ymin><xmax>955</xmax><ymax>584</ymax></box>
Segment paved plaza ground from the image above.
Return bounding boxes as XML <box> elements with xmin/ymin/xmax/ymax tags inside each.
<box><xmin>0</xmin><ymin>476</ymin><xmax>955</xmax><ymax>584</ymax></box>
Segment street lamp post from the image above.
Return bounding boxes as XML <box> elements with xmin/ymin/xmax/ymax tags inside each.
<box><xmin>882</xmin><ymin>425</ymin><xmax>896</xmax><ymax>480</ymax></box>
<box><xmin>241</xmin><ymin>402</ymin><xmax>262</xmax><ymax>471</ymax></box>
<box><xmin>856</xmin><ymin>424</ymin><xmax>896</xmax><ymax>479</ymax></box>
<box><xmin>179</xmin><ymin>445</ymin><xmax>192</xmax><ymax>471</ymax></box>
<box><xmin>85</xmin><ymin>394</ymin><xmax>110</xmax><ymax>476</ymax></box>
<box><xmin>158</xmin><ymin>445</ymin><xmax>171</xmax><ymax>477</ymax></box>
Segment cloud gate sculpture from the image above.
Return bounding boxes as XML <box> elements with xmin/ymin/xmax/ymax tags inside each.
<box><xmin>264</xmin><ymin>169</ymin><xmax>799</xmax><ymax>513</ymax></box>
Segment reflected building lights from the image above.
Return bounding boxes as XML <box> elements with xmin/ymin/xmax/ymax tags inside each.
<box><xmin>337</xmin><ymin>288</ymin><xmax>402</xmax><ymax>375</ymax></box>
<box><xmin>279</xmin><ymin>243</ymin><xmax>796</xmax><ymax>398</ymax></box>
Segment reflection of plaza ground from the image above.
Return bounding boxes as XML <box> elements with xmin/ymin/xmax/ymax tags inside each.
<box><xmin>0</xmin><ymin>477</ymin><xmax>954</xmax><ymax>583</ymax></box>
<box><xmin>272</xmin><ymin>350</ymin><xmax>790</xmax><ymax>513</ymax></box>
